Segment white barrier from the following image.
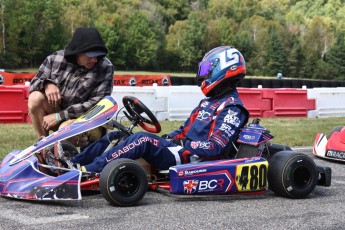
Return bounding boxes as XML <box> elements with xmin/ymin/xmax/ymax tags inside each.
<box><xmin>307</xmin><ymin>87</ymin><xmax>345</xmax><ymax>118</ymax></box>
<box><xmin>112</xmin><ymin>85</ymin><xmax>203</xmax><ymax>121</ymax></box>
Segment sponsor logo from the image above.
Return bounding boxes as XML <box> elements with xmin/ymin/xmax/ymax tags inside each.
<box><xmin>190</xmin><ymin>141</ymin><xmax>214</xmax><ymax>150</ymax></box>
<box><xmin>183</xmin><ymin>178</ymin><xmax>228</xmax><ymax>194</ymax></box>
<box><xmin>326</xmin><ymin>150</ymin><xmax>345</xmax><ymax>159</ymax></box>
<box><xmin>230</xmin><ymin>65</ymin><xmax>238</xmax><ymax>71</ymax></box>
<box><xmin>114</xmin><ymin>79</ymin><xmax>126</xmax><ymax>85</ymax></box>
<box><xmin>184</xmin><ymin>169</ymin><xmax>207</xmax><ymax>176</ymax></box>
<box><xmin>197</xmin><ymin>110</ymin><xmax>211</xmax><ymax>121</ymax></box>
<box><xmin>198</xmin><ymin>179</ymin><xmax>226</xmax><ymax>192</ymax></box>
<box><xmin>200</xmin><ymin>101</ymin><xmax>209</xmax><ymax>108</ymax></box>
<box><xmin>224</xmin><ymin>109</ymin><xmax>240</xmax><ymax>127</ymax></box>
<box><xmin>219</xmin><ymin>123</ymin><xmax>235</xmax><ymax>138</ymax></box>
<box><xmin>183</xmin><ymin>180</ymin><xmax>199</xmax><ymax>194</ymax></box>
<box><xmin>129</xmin><ymin>77</ymin><xmax>136</xmax><ymax>86</ymax></box>
<box><xmin>243</xmin><ymin>135</ymin><xmax>256</xmax><ymax>140</ymax></box>
<box><xmin>13</xmin><ymin>78</ymin><xmax>33</xmax><ymax>84</ymax></box>
<box><xmin>106</xmin><ymin>136</ymin><xmax>159</xmax><ymax>162</ymax></box>
<box><xmin>142</xmin><ymin>79</ymin><xmax>159</xmax><ymax>85</ymax></box>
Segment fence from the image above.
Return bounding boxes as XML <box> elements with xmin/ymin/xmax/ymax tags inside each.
<box><xmin>3</xmin><ymin>84</ymin><xmax>343</xmax><ymax>123</ymax></box>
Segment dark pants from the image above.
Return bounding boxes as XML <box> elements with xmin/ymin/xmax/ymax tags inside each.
<box><xmin>72</xmin><ymin>131</ymin><xmax>181</xmax><ymax>173</ymax></box>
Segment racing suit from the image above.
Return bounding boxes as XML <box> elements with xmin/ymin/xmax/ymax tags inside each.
<box><xmin>71</xmin><ymin>89</ymin><xmax>249</xmax><ymax>173</ymax></box>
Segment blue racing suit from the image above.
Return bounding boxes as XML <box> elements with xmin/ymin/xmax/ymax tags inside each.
<box><xmin>71</xmin><ymin>89</ymin><xmax>249</xmax><ymax>173</ymax></box>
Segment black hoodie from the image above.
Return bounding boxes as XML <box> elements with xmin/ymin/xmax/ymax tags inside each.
<box><xmin>64</xmin><ymin>27</ymin><xmax>108</xmax><ymax>64</ymax></box>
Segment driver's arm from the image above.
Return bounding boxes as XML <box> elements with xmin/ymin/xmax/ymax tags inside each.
<box><xmin>166</xmin><ymin>103</ymin><xmax>201</xmax><ymax>140</ymax></box>
<box><xmin>177</xmin><ymin>105</ymin><xmax>248</xmax><ymax>163</ymax></box>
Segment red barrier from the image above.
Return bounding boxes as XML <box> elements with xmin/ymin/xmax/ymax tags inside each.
<box><xmin>262</xmin><ymin>88</ymin><xmax>315</xmax><ymax>117</ymax></box>
<box><xmin>113</xmin><ymin>75</ymin><xmax>171</xmax><ymax>86</ymax></box>
<box><xmin>0</xmin><ymin>86</ymin><xmax>315</xmax><ymax>124</ymax></box>
<box><xmin>238</xmin><ymin>88</ymin><xmax>272</xmax><ymax>117</ymax></box>
<box><xmin>0</xmin><ymin>72</ymin><xmax>35</xmax><ymax>86</ymax></box>
<box><xmin>0</xmin><ymin>85</ymin><xmax>30</xmax><ymax>123</ymax></box>
<box><xmin>0</xmin><ymin>71</ymin><xmax>171</xmax><ymax>86</ymax></box>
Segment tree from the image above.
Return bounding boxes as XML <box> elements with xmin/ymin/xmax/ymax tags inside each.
<box><xmin>4</xmin><ymin>0</ymin><xmax>67</xmax><ymax>67</ymax></box>
<box><xmin>123</xmin><ymin>11</ymin><xmax>158</xmax><ymax>69</ymax></box>
<box><xmin>303</xmin><ymin>16</ymin><xmax>335</xmax><ymax>60</ymax></box>
<box><xmin>166</xmin><ymin>11</ymin><xmax>207</xmax><ymax>70</ymax></box>
<box><xmin>264</xmin><ymin>27</ymin><xmax>288</xmax><ymax>76</ymax></box>
<box><xmin>153</xmin><ymin>0</ymin><xmax>190</xmax><ymax>30</ymax></box>
<box><xmin>0</xmin><ymin>0</ymin><xmax>6</xmax><ymax>55</ymax></box>
<box><xmin>323</xmin><ymin>31</ymin><xmax>345</xmax><ymax>80</ymax></box>
<box><xmin>286</xmin><ymin>40</ymin><xmax>306</xmax><ymax>78</ymax></box>
<box><xmin>61</xmin><ymin>0</ymin><xmax>97</xmax><ymax>35</ymax></box>
<box><xmin>206</xmin><ymin>17</ymin><xmax>238</xmax><ymax>50</ymax></box>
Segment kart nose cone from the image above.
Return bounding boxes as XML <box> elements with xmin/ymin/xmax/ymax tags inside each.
<box><xmin>338</xmin><ymin>131</ymin><xmax>345</xmax><ymax>144</ymax></box>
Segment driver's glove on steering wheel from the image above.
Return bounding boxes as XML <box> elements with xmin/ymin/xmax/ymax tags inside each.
<box><xmin>171</xmin><ymin>138</ymin><xmax>186</xmax><ymax>147</ymax></box>
<box><xmin>161</xmin><ymin>134</ymin><xmax>185</xmax><ymax>147</ymax></box>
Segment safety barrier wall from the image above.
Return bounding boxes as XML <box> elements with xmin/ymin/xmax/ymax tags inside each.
<box><xmin>112</xmin><ymin>87</ymin><xmax>314</xmax><ymax>120</ymax></box>
<box><xmin>307</xmin><ymin>87</ymin><xmax>345</xmax><ymax>118</ymax></box>
<box><xmin>2</xmin><ymin>85</ymin><xmax>345</xmax><ymax>123</ymax></box>
<box><xmin>0</xmin><ymin>85</ymin><xmax>30</xmax><ymax>123</ymax></box>
<box><xmin>0</xmin><ymin>71</ymin><xmax>171</xmax><ymax>86</ymax></box>
<box><xmin>261</xmin><ymin>88</ymin><xmax>315</xmax><ymax>117</ymax></box>
<box><xmin>2</xmin><ymin>71</ymin><xmax>345</xmax><ymax>88</ymax></box>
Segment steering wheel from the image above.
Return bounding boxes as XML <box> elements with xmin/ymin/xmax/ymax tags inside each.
<box><xmin>122</xmin><ymin>96</ymin><xmax>161</xmax><ymax>133</ymax></box>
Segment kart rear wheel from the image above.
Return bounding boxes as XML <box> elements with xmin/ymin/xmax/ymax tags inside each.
<box><xmin>100</xmin><ymin>158</ymin><xmax>148</xmax><ymax>206</ymax></box>
<box><xmin>268</xmin><ymin>151</ymin><xmax>318</xmax><ymax>199</ymax></box>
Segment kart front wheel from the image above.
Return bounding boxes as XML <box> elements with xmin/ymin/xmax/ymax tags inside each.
<box><xmin>268</xmin><ymin>151</ymin><xmax>318</xmax><ymax>199</ymax></box>
<box><xmin>100</xmin><ymin>158</ymin><xmax>148</xmax><ymax>206</ymax></box>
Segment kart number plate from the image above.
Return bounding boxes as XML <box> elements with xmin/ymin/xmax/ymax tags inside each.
<box><xmin>235</xmin><ymin>162</ymin><xmax>268</xmax><ymax>192</ymax></box>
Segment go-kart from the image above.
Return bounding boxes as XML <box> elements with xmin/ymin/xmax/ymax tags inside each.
<box><xmin>0</xmin><ymin>96</ymin><xmax>331</xmax><ymax>207</ymax></box>
<box><xmin>314</xmin><ymin>126</ymin><xmax>345</xmax><ymax>162</ymax></box>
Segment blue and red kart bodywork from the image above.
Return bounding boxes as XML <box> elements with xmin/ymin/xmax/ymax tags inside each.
<box><xmin>168</xmin><ymin>157</ymin><xmax>268</xmax><ymax>196</ymax></box>
<box><xmin>0</xmin><ymin>151</ymin><xmax>81</xmax><ymax>200</ymax></box>
<box><xmin>314</xmin><ymin>126</ymin><xmax>345</xmax><ymax>162</ymax></box>
<box><xmin>0</xmin><ymin>96</ymin><xmax>332</xmax><ymax>206</ymax></box>
<box><xmin>152</xmin><ymin>123</ymin><xmax>274</xmax><ymax>196</ymax></box>
<box><xmin>0</xmin><ymin>96</ymin><xmax>118</xmax><ymax>200</ymax></box>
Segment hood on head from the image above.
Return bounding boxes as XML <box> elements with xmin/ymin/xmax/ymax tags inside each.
<box><xmin>64</xmin><ymin>27</ymin><xmax>108</xmax><ymax>63</ymax></box>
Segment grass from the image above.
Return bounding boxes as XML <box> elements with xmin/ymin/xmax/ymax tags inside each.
<box><xmin>1</xmin><ymin>117</ymin><xmax>344</xmax><ymax>160</ymax></box>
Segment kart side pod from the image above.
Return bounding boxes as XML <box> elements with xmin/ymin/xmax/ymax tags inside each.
<box><xmin>169</xmin><ymin>151</ymin><xmax>331</xmax><ymax>199</ymax></box>
<box><xmin>99</xmin><ymin>152</ymin><xmax>331</xmax><ymax>207</ymax></box>
<box><xmin>169</xmin><ymin>157</ymin><xmax>269</xmax><ymax>195</ymax></box>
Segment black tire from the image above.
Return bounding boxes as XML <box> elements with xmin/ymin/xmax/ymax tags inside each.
<box><xmin>100</xmin><ymin>158</ymin><xmax>148</xmax><ymax>206</ymax></box>
<box><xmin>268</xmin><ymin>151</ymin><xmax>318</xmax><ymax>199</ymax></box>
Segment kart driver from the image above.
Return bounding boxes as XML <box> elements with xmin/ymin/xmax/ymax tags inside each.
<box><xmin>28</xmin><ymin>27</ymin><xmax>114</xmax><ymax>146</ymax></box>
<box><xmin>71</xmin><ymin>46</ymin><xmax>249</xmax><ymax>173</ymax></box>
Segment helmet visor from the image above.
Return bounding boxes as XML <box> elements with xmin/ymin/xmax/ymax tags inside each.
<box><xmin>197</xmin><ymin>60</ymin><xmax>212</xmax><ymax>78</ymax></box>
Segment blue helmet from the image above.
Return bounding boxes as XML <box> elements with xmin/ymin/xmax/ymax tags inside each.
<box><xmin>196</xmin><ymin>46</ymin><xmax>246</xmax><ymax>96</ymax></box>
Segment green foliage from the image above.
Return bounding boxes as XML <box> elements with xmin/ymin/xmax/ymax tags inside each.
<box><xmin>123</xmin><ymin>12</ymin><xmax>158</xmax><ymax>69</ymax></box>
<box><xmin>324</xmin><ymin>31</ymin><xmax>345</xmax><ymax>79</ymax></box>
<box><xmin>1</xmin><ymin>0</ymin><xmax>345</xmax><ymax>80</ymax></box>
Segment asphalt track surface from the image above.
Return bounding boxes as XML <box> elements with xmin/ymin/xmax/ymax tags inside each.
<box><xmin>0</xmin><ymin>147</ymin><xmax>344</xmax><ymax>230</ymax></box>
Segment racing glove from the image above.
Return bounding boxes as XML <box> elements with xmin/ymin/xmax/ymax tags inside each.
<box><xmin>162</xmin><ymin>134</ymin><xmax>185</xmax><ymax>147</ymax></box>
<box><xmin>161</xmin><ymin>134</ymin><xmax>170</xmax><ymax>139</ymax></box>
<box><xmin>171</xmin><ymin>138</ymin><xmax>186</xmax><ymax>147</ymax></box>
